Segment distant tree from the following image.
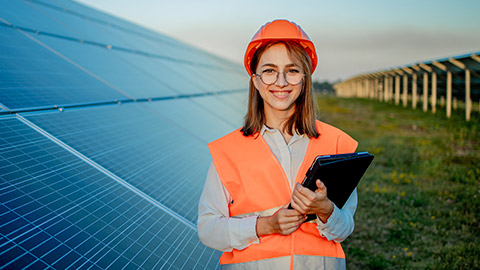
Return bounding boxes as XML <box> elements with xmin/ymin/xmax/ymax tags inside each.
<box><xmin>312</xmin><ymin>80</ymin><xmax>335</xmax><ymax>95</ymax></box>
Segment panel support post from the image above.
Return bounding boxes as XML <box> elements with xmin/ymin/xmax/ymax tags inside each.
<box><xmin>466</xmin><ymin>69</ymin><xmax>471</xmax><ymax>121</ymax></box>
<box><xmin>403</xmin><ymin>75</ymin><xmax>408</xmax><ymax>107</ymax></box>
<box><xmin>446</xmin><ymin>71</ymin><xmax>452</xmax><ymax>118</ymax></box>
<box><xmin>412</xmin><ymin>73</ymin><xmax>417</xmax><ymax>109</ymax></box>
<box><xmin>389</xmin><ymin>76</ymin><xmax>394</xmax><ymax>102</ymax></box>
<box><xmin>423</xmin><ymin>72</ymin><xmax>429</xmax><ymax>112</ymax></box>
<box><xmin>383</xmin><ymin>76</ymin><xmax>388</xmax><ymax>102</ymax></box>
<box><xmin>395</xmin><ymin>76</ymin><xmax>400</xmax><ymax>105</ymax></box>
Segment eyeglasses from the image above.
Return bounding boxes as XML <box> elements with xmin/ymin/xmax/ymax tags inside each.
<box><xmin>255</xmin><ymin>69</ymin><xmax>305</xmax><ymax>86</ymax></box>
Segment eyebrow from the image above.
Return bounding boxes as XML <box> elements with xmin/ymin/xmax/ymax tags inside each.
<box><xmin>260</xmin><ymin>63</ymin><xmax>299</xmax><ymax>69</ymax></box>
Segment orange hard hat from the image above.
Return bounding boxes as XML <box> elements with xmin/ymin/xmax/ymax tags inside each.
<box><xmin>244</xmin><ymin>19</ymin><xmax>317</xmax><ymax>76</ymax></box>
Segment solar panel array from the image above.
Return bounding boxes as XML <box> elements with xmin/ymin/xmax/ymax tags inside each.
<box><xmin>0</xmin><ymin>0</ymin><xmax>248</xmax><ymax>269</ymax></box>
<box><xmin>334</xmin><ymin>50</ymin><xmax>480</xmax><ymax>120</ymax></box>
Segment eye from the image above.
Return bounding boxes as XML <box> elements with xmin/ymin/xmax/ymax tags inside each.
<box><xmin>287</xmin><ymin>68</ymin><xmax>301</xmax><ymax>74</ymax></box>
<box><xmin>262</xmin><ymin>69</ymin><xmax>276</xmax><ymax>74</ymax></box>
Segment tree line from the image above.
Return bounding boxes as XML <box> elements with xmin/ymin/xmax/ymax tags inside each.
<box><xmin>312</xmin><ymin>80</ymin><xmax>337</xmax><ymax>95</ymax></box>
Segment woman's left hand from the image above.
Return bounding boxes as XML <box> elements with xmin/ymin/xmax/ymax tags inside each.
<box><xmin>290</xmin><ymin>179</ymin><xmax>334</xmax><ymax>223</ymax></box>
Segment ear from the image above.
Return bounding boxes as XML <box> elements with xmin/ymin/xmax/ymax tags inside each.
<box><xmin>252</xmin><ymin>74</ymin><xmax>260</xmax><ymax>90</ymax></box>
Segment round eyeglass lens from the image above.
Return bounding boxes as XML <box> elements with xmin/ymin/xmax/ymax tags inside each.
<box><xmin>285</xmin><ymin>71</ymin><xmax>303</xmax><ymax>85</ymax></box>
<box><xmin>259</xmin><ymin>70</ymin><xmax>304</xmax><ymax>85</ymax></box>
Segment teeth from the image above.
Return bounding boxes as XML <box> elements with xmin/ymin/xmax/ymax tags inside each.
<box><xmin>272</xmin><ymin>91</ymin><xmax>290</xmax><ymax>97</ymax></box>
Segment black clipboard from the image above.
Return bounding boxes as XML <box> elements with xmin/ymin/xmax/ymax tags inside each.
<box><xmin>288</xmin><ymin>152</ymin><xmax>374</xmax><ymax>222</ymax></box>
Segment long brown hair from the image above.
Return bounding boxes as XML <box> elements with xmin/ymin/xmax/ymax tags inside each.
<box><xmin>241</xmin><ymin>41</ymin><xmax>319</xmax><ymax>138</ymax></box>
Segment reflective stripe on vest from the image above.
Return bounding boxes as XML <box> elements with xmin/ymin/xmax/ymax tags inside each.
<box><xmin>208</xmin><ymin>120</ymin><xmax>358</xmax><ymax>269</ymax></box>
<box><xmin>221</xmin><ymin>255</ymin><xmax>346</xmax><ymax>270</ymax></box>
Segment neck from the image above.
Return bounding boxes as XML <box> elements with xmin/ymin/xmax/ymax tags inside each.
<box><xmin>264</xmin><ymin>107</ymin><xmax>295</xmax><ymax>139</ymax></box>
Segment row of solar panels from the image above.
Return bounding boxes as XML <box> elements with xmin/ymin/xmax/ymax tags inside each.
<box><xmin>0</xmin><ymin>0</ymin><xmax>246</xmax><ymax>112</ymax></box>
<box><xmin>335</xmin><ymin>51</ymin><xmax>480</xmax><ymax>100</ymax></box>
<box><xmin>1</xmin><ymin>95</ymin><xmax>246</xmax><ymax>269</ymax></box>
<box><xmin>1</xmin><ymin>0</ymin><xmax>249</xmax><ymax>269</ymax></box>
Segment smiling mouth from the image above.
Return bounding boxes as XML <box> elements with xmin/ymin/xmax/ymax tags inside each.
<box><xmin>270</xmin><ymin>90</ymin><xmax>291</xmax><ymax>98</ymax></box>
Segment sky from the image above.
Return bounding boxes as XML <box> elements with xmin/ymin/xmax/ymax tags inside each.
<box><xmin>75</xmin><ymin>0</ymin><xmax>480</xmax><ymax>82</ymax></box>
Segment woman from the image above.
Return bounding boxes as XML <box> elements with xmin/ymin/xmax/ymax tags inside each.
<box><xmin>198</xmin><ymin>20</ymin><xmax>358</xmax><ymax>270</ymax></box>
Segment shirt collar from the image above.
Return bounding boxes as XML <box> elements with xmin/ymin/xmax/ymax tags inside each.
<box><xmin>261</xmin><ymin>125</ymin><xmax>305</xmax><ymax>144</ymax></box>
<box><xmin>260</xmin><ymin>124</ymin><xmax>273</xmax><ymax>135</ymax></box>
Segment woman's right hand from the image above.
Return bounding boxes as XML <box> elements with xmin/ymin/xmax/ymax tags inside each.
<box><xmin>256</xmin><ymin>208</ymin><xmax>306</xmax><ymax>237</ymax></box>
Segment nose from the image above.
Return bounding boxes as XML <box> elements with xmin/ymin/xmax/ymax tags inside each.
<box><xmin>275</xmin><ymin>72</ymin><xmax>288</xmax><ymax>87</ymax></box>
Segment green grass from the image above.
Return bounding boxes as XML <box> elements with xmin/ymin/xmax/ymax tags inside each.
<box><xmin>315</xmin><ymin>96</ymin><xmax>480</xmax><ymax>269</ymax></box>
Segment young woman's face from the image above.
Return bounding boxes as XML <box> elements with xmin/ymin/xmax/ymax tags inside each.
<box><xmin>253</xmin><ymin>43</ymin><xmax>303</xmax><ymax>116</ymax></box>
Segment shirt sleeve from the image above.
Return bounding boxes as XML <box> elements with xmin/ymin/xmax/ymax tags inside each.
<box><xmin>197</xmin><ymin>162</ymin><xmax>260</xmax><ymax>252</ymax></box>
<box><xmin>315</xmin><ymin>188</ymin><xmax>358</xmax><ymax>242</ymax></box>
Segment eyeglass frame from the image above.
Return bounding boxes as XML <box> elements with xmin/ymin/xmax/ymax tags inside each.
<box><xmin>254</xmin><ymin>69</ymin><xmax>305</xmax><ymax>86</ymax></box>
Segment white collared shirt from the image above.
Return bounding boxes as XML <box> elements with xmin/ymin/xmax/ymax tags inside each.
<box><xmin>197</xmin><ymin>126</ymin><xmax>358</xmax><ymax>252</ymax></box>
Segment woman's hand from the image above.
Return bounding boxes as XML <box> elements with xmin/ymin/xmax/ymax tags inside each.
<box><xmin>256</xmin><ymin>208</ymin><xmax>306</xmax><ymax>237</ymax></box>
<box><xmin>290</xmin><ymin>179</ymin><xmax>334</xmax><ymax>223</ymax></box>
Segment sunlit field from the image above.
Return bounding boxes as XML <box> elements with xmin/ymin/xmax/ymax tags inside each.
<box><xmin>316</xmin><ymin>95</ymin><xmax>480</xmax><ymax>269</ymax></box>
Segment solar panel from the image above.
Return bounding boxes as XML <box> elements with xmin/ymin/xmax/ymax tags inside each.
<box><xmin>41</xmin><ymin>0</ymin><xmax>179</xmax><ymax>46</ymax></box>
<box><xmin>5</xmin><ymin>0</ymin><xmax>242</xmax><ymax>73</ymax></box>
<box><xmin>216</xmin><ymin>92</ymin><xmax>248</xmax><ymax>115</ymax></box>
<box><xmin>145</xmin><ymin>98</ymin><xmax>238</xmax><ymax>143</ymax></box>
<box><xmin>23</xmin><ymin>103</ymin><xmax>212</xmax><ymax>223</ymax></box>
<box><xmin>0</xmin><ymin>25</ymin><xmax>128</xmax><ymax>111</ymax></box>
<box><xmin>189</xmin><ymin>95</ymin><xmax>245</xmax><ymax>127</ymax></box>
<box><xmin>0</xmin><ymin>117</ymin><xmax>221</xmax><ymax>269</ymax></box>
<box><xmin>35</xmin><ymin>34</ymin><xmax>181</xmax><ymax>98</ymax></box>
<box><xmin>0</xmin><ymin>0</ymin><xmax>247</xmax><ymax>268</ymax></box>
<box><xmin>0</xmin><ymin>0</ymin><xmax>77</xmax><ymax>39</ymax></box>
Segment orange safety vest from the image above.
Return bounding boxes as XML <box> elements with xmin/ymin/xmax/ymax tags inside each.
<box><xmin>208</xmin><ymin>121</ymin><xmax>358</xmax><ymax>269</ymax></box>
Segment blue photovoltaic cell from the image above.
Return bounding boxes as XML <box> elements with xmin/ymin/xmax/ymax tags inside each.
<box><xmin>121</xmin><ymin>54</ymin><xmax>210</xmax><ymax>95</ymax></box>
<box><xmin>1</xmin><ymin>0</ymin><xmax>247</xmax><ymax>99</ymax></box>
<box><xmin>0</xmin><ymin>26</ymin><xmax>128</xmax><ymax>111</ymax></box>
<box><xmin>0</xmin><ymin>0</ymin><xmax>139</xmax><ymax>54</ymax></box>
<box><xmin>36</xmin><ymin>34</ymin><xmax>179</xmax><ymax>98</ymax></box>
<box><xmin>0</xmin><ymin>118</ymin><xmax>221</xmax><ymax>269</ymax></box>
<box><xmin>0</xmin><ymin>0</ymin><xmax>79</xmax><ymax>39</ymax></box>
<box><xmin>189</xmin><ymin>95</ymin><xmax>246</xmax><ymax>128</ymax></box>
<box><xmin>42</xmin><ymin>1</ymin><xmax>190</xmax><ymax>62</ymax></box>
<box><xmin>24</xmin><ymin>103</ymin><xmax>213</xmax><ymax>223</ymax></box>
<box><xmin>178</xmin><ymin>64</ymin><xmax>246</xmax><ymax>93</ymax></box>
<box><xmin>31</xmin><ymin>0</ymin><xmax>173</xmax><ymax>43</ymax></box>
<box><xmin>44</xmin><ymin>0</ymin><xmax>246</xmax><ymax>72</ymax></box>
<box><xmin>216</xmin><ymin>92</ymin><xmax>248</xmax><ymax>115</ymax></box>
<box><xmin>4</xmin><ymin>0</ymin><xmax>240</xmax><ymax>72</ymax></box>
<box><xmin>28</xmin><ymin>1</ymin><xmax>150</xmax><ymax>53</ymax></box>
<box><xmin>39</xmin><ymin>0</ymin><xmax>204</xmax><ymax>58</ymax></box>
<box><xmin>146</xmin><ymin>98</ymin><xmax>238</xmax><ymax>143</ymax></box>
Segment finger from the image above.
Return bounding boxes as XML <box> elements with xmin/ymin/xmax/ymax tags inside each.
<box><xmin>294</xmin><ymin>183</ymin><xmax>316</xmax><ymax>201</ymax></box>
<box><xmin>277</xmin><ymin>209</ymin><xmax>304</xmax><ymax>222</ymax></box>
<box><xmin>294</xmin><ymin>183</ymin><xmax>312</xmax><ymax>196</ymax></box>
<box><xmin>281</xmin><ymin>208</ymin><xmax>304</xmax><ymax>217</ymax></box>
<box><xmin>292</xmin><ymin>187</ymin><xmax>315</xmax><ymax>208</ymax></box>
<box><xmin>316</xmin><ymin>180</ymin><xmax>327</xmax><ymax>193</ymax></box>
<box><xmin>277</xmin><ymin>219</ymin><xmax>302</xmax><ymax>234</ymax></box>
<box><xmin>281</xmin><ymin>226</ymin><xmax>298</xmax><ymax>235</ymax></box>
<box><xmin>280</xmin><ymin>218</ymin><xmax>304</xmax><ymax>232</ymax></box>
<box><xmin>284</xmin><ymin>217</ymin><xmax>305</xmax><ymax>232</ymax></box>
<box><xmin>282</xmin><ymin>214</ymin><xmax>305</xmax><ymax>225</ymax></box>
<box><xmin>290</xmin><ymin>196</ymin><xmax>308</xmax><ymax>214</ymax></box>
<box><xmin>289</xmin><ymin>198</ymin><xmax>301</xmax><ymax>213</ymax></box>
